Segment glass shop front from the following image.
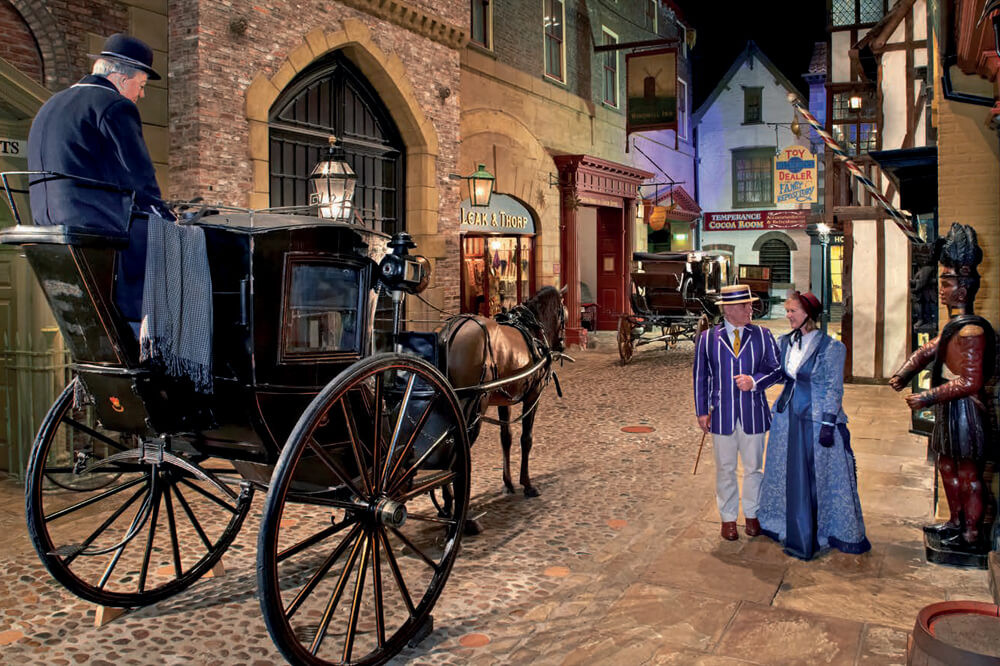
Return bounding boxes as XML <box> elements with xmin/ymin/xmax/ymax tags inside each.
<box><xmin>459</xmin><ymin>194</ymin><xmax>536</xmax><ymax>316</ymax></box>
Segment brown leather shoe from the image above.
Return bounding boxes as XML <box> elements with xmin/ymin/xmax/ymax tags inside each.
<box><xmin>745</xmin><ymin>517</ymin><xmax>761</xmax><ymax>537</ymax></box>
<box><xmin>721</xmin><ymin>521</ymin><xmax>739</xmax><ymax>541</ymax></box>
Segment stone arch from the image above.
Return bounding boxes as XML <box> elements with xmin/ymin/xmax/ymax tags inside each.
<box><xmin>9</xmin><ymin>0</ymin><xmax>72</xmax><ymax>90</ymax></box>
<box><xmin>703</xmin><ymin>243</ymin><xmax>735</xmax><ymax>255</ymax></box>
<box><xmin>752</xmin><ymin>230</ymin><xmax>797</xmax><ymax>252</ymax></box>
<box><xmin>245</xmin><ymin>20</ymin><xmax>439</xmax><ymax>240</ymax></box>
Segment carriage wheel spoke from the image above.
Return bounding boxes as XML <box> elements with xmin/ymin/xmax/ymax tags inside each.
<box><xmin>45</xmin><ymin>475</ymin><xmax>146</xmax><ymax>522</ymax></box>
<box><xmin>172</xmin><ymin>483</ymin><xmax>213</xmax><ymax>551</ymax></box>
<box><xmin>286</xmin><ymin>523</ymin><xmax>362</xmax><ymax>620</ymax></box>
<box><xmin>61</xmin><ymin>483</ymin><xmax>147</xmax><ymax>567</ymax></box>
<box><xmin>372</xmin><ymin>373</ymin><xmax>383</xmax><ymax>491</ymax></box>
<box><xmin>370</xmin><ymin>529</ymin><xmax>386</xmax><ymax>648</ymax></box>
<box><xmin>62</xmin><ymin>416</ymin><xmax>129</xmax><ymax>452</ymax></box>
<box><xmin>387</xmin><ymin>428</ymin><xmax>454</xmax><ymax>497</ymax></box>
<box><xmin>309</xmin><ymin>531</ymin><xmax>367</xmax><ymax>655</ymax></box>
<box><xmin>340</xmin><ymin>398</ymin><xmax>371</xmax><ymax>496</ymax></box>
<box><xmin>389</xmin><ymin>527</ymin><xmax>438</xmax><ymax>571</ymax></box>
<box><xmin>404</xmin><ymin>512</ymin><xmax>458</xmax><ymax>526</ymax></box>
<box><xmin>178</xmin><ymin>477</ymin><xmax>239</xmax><ymax>514</ymax></box>
<box><xmin>380</xmin><ymin>373</ymin><xmax>415</xmax><ymax>492</ymax></box>
<box><xmin>384</xmin><ymin>391</ymin><xmax>439</xmax><ymax>493</ymax></box>
<box><xmin>377</xmin><ymin>529</ymin><xmax>415</xmax><ymax>616</ymax></box>
<box><xmin>98</xmin><ymin>487</ymin><xmax>151</xmax><ymax>589</ymax></box>
<box><xmin>277</xmin><ymin>516</ymin><xmax>356</xmax><ymax>563</ymax></box>
<box><xmin>342</xmin><ymin>530</ymin><xmax>370</xmax><ymax>663</ymax></box>
<box><xmin>306</xmin><ymin>438</ymin><xmax>365</xmax><ymax>500</ymax></box>
<box><xmin>396</xmin><ymin>471</ymin><xmax>456</xmax><ymax>504</ymax></box>
<box><xmin>137</xmin><ymin>475</ymin><xmax>163</xmax><ymax>593</ymax></box>
<box><xmin>162</xmin><ymin>478</ymin><xmax>183</xmax><ymax>577</ymax></box>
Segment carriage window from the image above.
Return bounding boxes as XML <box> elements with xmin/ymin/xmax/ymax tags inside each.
<box><xmin>283</xmin><ymin>263</ymin><xmax>360</xmax><ymax>357</ymax></box>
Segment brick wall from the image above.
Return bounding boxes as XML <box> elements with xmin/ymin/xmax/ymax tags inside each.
<box><xmin>0</xmin><ymin>0</ymin><xmax>43</xmax><ymax>85</ymax></box>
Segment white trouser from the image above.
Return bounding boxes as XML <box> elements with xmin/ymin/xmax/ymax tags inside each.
<box><xmin>711</xmin><ymin>420</ymin><xmax>765</xmax><ymax>522</ymax></box>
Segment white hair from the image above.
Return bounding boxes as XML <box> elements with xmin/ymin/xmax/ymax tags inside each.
<box><xmin>92</xmin><ymin>57</ymin><xmax>141</xmax><ymax>79</ymax></box>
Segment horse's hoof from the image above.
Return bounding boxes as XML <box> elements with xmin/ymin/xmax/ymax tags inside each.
<box><xmin>523</xmin><ymin>486</ymin><xmax>540</xmax><ymax>498</ymax></box>
<box><xmin>464</xmin><ymin>519</ymin><xmax>484</xmax><ymax>536</ymax></box>
<box><xmin>503</xmin><ymin>485</ymin><xmax>515</xmax><ymax>495</ymax></box>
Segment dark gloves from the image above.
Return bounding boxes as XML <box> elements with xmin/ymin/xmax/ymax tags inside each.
<box><xmin>819</xmin><ymin>424</ymin><xmax>835</xmax><ymax>447</ymax></box>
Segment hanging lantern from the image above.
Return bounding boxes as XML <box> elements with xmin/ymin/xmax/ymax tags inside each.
<box><xmin>309</xmin><ymin>136</ymin><xmax>357</xmax><ymax>221</ymax></box>
<box><xmin>467</xmin><ymin>163</ymin><xmax>495</xmax><ymax>207</ymax></box>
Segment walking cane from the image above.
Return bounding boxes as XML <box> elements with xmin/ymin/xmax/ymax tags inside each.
<box><xmin>692</xmin><ymin>428</ymin><xmax>708</xmax><ymax>475</ymax></box>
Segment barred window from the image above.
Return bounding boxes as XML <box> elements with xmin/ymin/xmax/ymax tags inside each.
<box><xmin>732</xmin><ymin>148</ymin><xmax>773</xmax><ymax>207</ymax></box>
<box><xmin>759</xmin><ymin>239</ymin><xmax>791</xmax><ymax>284</ymax></box>
<box><xmin>832</xmin><ymin>0</ymin><xmax>886</xmax><ymax>26</ymax></box>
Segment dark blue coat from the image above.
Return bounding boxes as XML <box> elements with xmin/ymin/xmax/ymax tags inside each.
<box><xmin>28</xmin><ymin>75</ymin><xmax>167</xmax><ymax>320</ymax></box>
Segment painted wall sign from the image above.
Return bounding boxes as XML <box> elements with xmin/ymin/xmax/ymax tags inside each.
<box><xmin>625</xmin><ymin>48</ymin><xmax>677</xmax><ymax>136</ymax></box>
<box><xmin>703</xmin><ymin>209</ymin><xmax>808</xmax><ymax>231</ymax></box>
<box><xmin>0</xmin><ymin>138</ymin><xmax>24</xmax><ymax>156</ymax></box>
<box><xmin>774</xmin><ymin>145</ymin><xmax>817</xmax><ymax>204</ymax></box>
<box><xmin>460</xmin><ymin>194</ymin><xmax>535</xmax><ymax>235</ymax></box>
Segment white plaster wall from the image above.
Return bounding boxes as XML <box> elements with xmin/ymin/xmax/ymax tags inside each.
<box><xmin>883</xmin><ymin>222</ymin><xmax>911</xmax><ymax>375</ymax></box>
<box><xmin>578</xmin><ymin>207</ymin><xmax>597</xmax><ymax>302</ymax></box>
<box><xmin>851</xmin><ymin>221</ymin><xmax>878</xmax><ymax>378</ymax></box>
<box><xmin>832</xmin><ymin>32</ymin><xmax>853</xmax><ymax>83</ymax></box>
<box><xmin>914</xmin><ymin>0</ymin><xmax>927</xmax><ymax>41</ymax></box>
<box><xmin>882</xmin><ymin>51</ymin><xmax>908</xmax><ymax>149</ymax></box>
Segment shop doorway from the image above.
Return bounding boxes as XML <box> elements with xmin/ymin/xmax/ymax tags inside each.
<box><xmin>596</xmin><ymin>207</ymin><xmax>624</xmax><ymax>330</ymax></box>
<box><xmin>461</xmin><ymin>236</ymin><xmax>534</xmax><ymax>316</ymax></box>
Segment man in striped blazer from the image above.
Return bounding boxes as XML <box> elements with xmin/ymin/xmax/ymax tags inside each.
<box><xmin>693</xmin><ymin>285</ymin><xmax>782</xmax><ymax>541</ymax></box>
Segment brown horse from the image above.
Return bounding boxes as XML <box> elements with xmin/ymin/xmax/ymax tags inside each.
<box><xmin>444</xmin><ymin>286</ymin><xmax>566</xmax><ymax>497</ymax></box>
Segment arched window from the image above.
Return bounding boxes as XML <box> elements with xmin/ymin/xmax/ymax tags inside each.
<box><xmin>759</xmin><ymin>239</ymin><xmax>791</xmax><ymax>283</ymax></box>
<box><xmin>268</xmin><ymin>52</ymin><xmax>405</xmax><ymax>233</ymax></box>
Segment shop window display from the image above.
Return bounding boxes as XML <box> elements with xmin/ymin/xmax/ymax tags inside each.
<box><xmin>462</xmin><ymin>236</ymin><xmax>533</xmax><ymax>316</ymax></box>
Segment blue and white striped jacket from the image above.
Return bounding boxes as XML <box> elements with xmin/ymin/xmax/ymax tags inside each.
<box><xmin>693</xmin><ymin>323</ymin><xmax>782</xmax><ymax>435</ymax></box>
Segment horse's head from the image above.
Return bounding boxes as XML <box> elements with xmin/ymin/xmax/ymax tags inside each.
<box><xmin>525</xmin><ymin>285</ymin><xmax>566</xmax><ymax>353</ymax></box>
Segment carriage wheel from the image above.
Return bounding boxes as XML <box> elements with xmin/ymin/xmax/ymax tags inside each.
<box><xmin>258</xmin><ymin>353</ymin><xmax>470</xmax><ymax>666</ymax></box>
<box><xmin>617</xmin><ymin>317</ymin><xmax>634</xmax><ymax>365</ymax></box>
<box><xmin>25</xmin><ymin>379</ymin><xmax>254</xmax><ymax>608</ymax></box>
<box><xmin>695</xmin><ymin>314</ymin><xmax>711</xmax><ymax>339</ymax></box>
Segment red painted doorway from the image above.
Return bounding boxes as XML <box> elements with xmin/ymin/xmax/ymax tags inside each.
<box><xmin>596</xmin><ymin>207</ymin><xmax>624</xmax><ymax>330</ymax></box>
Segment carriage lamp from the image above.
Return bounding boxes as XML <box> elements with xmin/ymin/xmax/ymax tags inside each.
<box><xmin>309</xmin><ymin>136</ymin><xmax>357</xmax><ymax>221</ymax></box>
<box><xmin>379</xmin><ymin>232</ymin><xmax>431</xmax><ymax>295</ymax></box>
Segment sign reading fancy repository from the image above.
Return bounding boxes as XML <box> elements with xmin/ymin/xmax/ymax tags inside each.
<box><xmin>460</xmin><ymin>194</ymin><xmax>535</xmax><ymax>235</ymax></box>
<box><xmin>774</xmin><ymin>145</ymin><xmax>818</xmax><ymax>204</ymax></box>
<box><xmin>703</xmin><ymin>210</ymin><xmax>808</xmax><ymax>231</ymax></box>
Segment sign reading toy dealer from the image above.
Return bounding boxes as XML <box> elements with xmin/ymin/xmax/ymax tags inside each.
<box><xmin>460</xmin><ymin>194</ymin><xmax>535</xmax><ymax>235</ymax></box>
<box><xmin>774</xmin><ymin>145</ymin><xmax>818</xmax><ymax>204</ymax></box>
<box><xmin>704</xmin><ymin>210</ymin><xmax>808</xmax><ymax>231</ymax></box>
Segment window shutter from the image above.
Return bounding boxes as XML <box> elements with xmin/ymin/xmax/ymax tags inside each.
<box><xmin>759</xmin><ymin>239</ymin><xmax>791</xmax><ymax>283</ymax></box>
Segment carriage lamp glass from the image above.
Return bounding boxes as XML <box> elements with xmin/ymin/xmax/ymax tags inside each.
<box><xmin>467</xmin><ymin>163</ymin><xmax>495</xmax><ymax>207</ymax></box>
<box><xmin>309</xmin><ymin>136</ymin><xmax>357</xmax><ymax>221</ymax></box>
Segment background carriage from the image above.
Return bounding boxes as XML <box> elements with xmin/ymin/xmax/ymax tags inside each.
<box><xmin>0</xmin><ymin>196</ymin><xmax>503</xmax><ymax>665</ymax></box>
<box><xmin>617</xmin><ymin>250</ymin><xmax>771</xmax><ymax>365</ymax></box>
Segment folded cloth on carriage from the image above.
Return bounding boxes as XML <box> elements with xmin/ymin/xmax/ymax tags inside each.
<box><xmin>139</xmin><ymin>215</ymin><xmax>213</xmax><ymax>394</ymax></box>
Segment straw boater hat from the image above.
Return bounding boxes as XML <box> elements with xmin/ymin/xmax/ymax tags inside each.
<box><xmin>716</xmin><ymin>284</ymin><xmax>759</xmax><ymax>305</ymax></box>
<box><xmin>88</xmin><ymin>34</ymin><xmax>161</xmax><ymax>80</ymax></box>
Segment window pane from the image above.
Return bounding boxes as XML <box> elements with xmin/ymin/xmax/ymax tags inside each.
<box><xmin>734</xmin><ymin>150</ymin><xmax>773</xmax><ymax>206</ymax></box>
<box><xmin>744</xmin><ymin>88</ymin><xmax>762</xmax><ymax>124</ymax></box>
<box><xmin>283</xmin><ymin>264</ymin><xmax>360</xmax><ymax>355</ymax></box>
<box><xmin>471</xmin><ymin>0</ymin><xmax>489</xmax><ymax>48</ymax></box>
<box><xmin>832</xmin><ymin>0</ymin><xmax>854</xmax><ymax>26</ymax></box>
<box><xmin>544</xmin><ymin>0</ymin><xmax>563</xmax><ymax>79</ymax></box>
<box><xmin>603</xmin><ymin>32</ymin><xmax>617</xmax><ymax>106</ymax></box>
<box><xmin>860</xmin><ymin>0</ymin><xmax>883</xmax><ymax>23</ymax></box>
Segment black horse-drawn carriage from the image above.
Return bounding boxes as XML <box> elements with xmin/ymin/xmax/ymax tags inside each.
<box><xmin>1</xmin><ymin>180</ymin><xmax>565</xmax><ymax>664</ymax></box>
<box><xmin>616</xmin><ymin>251</ymin><xmax>733</xmax><ymax>365</ymax></box>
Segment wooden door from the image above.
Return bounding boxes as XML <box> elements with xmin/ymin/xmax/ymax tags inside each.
<box><xmin>596</xmin><ymin>208</ymin><xmax>624</xmax><ymax>330</ymax></box>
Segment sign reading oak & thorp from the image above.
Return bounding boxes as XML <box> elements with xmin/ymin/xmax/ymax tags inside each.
<box><xmin>703</xmin><ymin>209</ymin><xmax>808</xmax><ymax>231</ymax></box>
<box><xmin>459</xmin><ymin>193</ymin><xmax>535</xmax><ymax>235</ymax></box>
<box><xmin>774</xmin><ymin>145</ymin><xmax>818</xmax><ymax>204</ymax></box>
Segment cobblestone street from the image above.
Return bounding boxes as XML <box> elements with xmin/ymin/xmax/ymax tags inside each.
<box><xmin>0</xmin><ymin>330</ymin><xmax>993</xmax><ymax>665</ymax></box>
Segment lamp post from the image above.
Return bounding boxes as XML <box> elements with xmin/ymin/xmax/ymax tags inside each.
<box><xmin>816</xmin><ymin>222</ymin><xmax>832</xmax><ymax>333</ymax></box>
<box><xmin>309</xmin><ymin>136</ymin><xmax>357</xmax><ymax>221</ymax></box>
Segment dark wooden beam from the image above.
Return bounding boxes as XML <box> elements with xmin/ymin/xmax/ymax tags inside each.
<box><xmin>833</xmin><ymin>206</ymin><xmax>883</xmax><ymax>220</ymax></box>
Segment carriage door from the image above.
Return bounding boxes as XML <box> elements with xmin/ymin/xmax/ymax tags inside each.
<box><xmin>596</xmin><ymin>207</ymin><xmax>624</xmax><ymax>330</ymax></box>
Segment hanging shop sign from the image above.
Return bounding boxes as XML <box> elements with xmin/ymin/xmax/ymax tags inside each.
<box><xmin>625</xmin><ymin>48</ymin><xmax>677</xmax><ymax>137</ymax></box>
<box><xmin>460</xmin><ymin>194</ymin><xmax>535</xmax><ymax>235</ymax></box>
<box><xmin>703</xmin><ymin>209</ymin><xmax>808</xmax><ymax>231</ymax></box>
<box><xmin>774</xmin><ymin>145</ymin><xmax>818</xmax><ymax>204</ymax></box>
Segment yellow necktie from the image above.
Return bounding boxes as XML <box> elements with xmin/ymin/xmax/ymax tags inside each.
<box><xmin>733</xmin><ymin>329</ymin><xmax>741</xmax><ymax>355</ymax></box>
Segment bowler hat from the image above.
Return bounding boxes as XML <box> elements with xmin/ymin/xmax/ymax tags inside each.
<box><xmin>716</xmin><ymin>284</ymin><xmax>759</xmax><ymax>305</ymax></box>
<box><xmin>89</xmin><ymin>34</ymin><xmax>161</xmax><ymax>80</ymax></box>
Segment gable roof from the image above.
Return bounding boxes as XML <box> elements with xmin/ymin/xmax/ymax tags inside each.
<box><xmin>692</xmin><ymin>40</ymin><xmax>805</xmax><ymax>126</ymax></box>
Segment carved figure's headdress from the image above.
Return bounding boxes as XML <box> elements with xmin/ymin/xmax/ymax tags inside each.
<box><xmin>939</xmin><ymin>223</ymin><xmax>982</xmax><ymax>279</ymax></box>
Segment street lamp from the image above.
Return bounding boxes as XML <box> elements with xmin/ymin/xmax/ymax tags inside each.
<box><xmin>816</xmin><ymin>222</ymin><xmax>832</xmax><ymax>333</ymax></box>
<box><xmin>309</xmin><ymin>136</ymin><xmax>357</xmax><ymax>221</ymax></box>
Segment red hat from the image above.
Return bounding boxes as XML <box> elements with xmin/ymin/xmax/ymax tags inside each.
<box><xmin>794</xmin><ymin>291</ymin><xmax>822</xmax><ymax>321</ymax></box>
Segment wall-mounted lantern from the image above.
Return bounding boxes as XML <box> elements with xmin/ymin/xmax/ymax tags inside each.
<box><xmin>309</xmin><ymin>136</ymin><xmax>357</xmax><ymax>221</ymax></box>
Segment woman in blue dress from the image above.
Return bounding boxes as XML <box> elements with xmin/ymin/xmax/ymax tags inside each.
<box><xmin>758</xmin><ymin>291</ymin><xmax>870</xmax><ymax>560</ymax></box>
